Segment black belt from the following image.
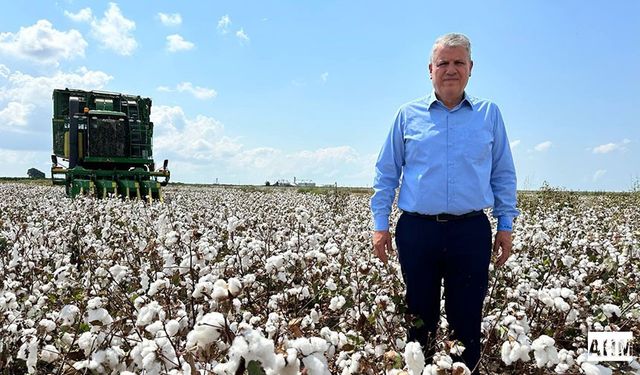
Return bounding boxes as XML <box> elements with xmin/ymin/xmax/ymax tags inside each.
<box><xmin>403</xmin><ymin>210</ymin><xmax>483</xmax><ymax>222</ymax></box>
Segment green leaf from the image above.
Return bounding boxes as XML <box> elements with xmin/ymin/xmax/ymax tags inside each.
<box><xmin>247</xmin><ymin>360</ymin><xmax>266</xmax><ymax>375</ymax></box>
<box><xmin>79</xmin><ymin>323</ymin><xmax>90</xmax><ymax>333</ymax></box>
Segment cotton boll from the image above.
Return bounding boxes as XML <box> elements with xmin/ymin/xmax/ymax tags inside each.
<box><xmin>87</xmin><ymin>297</ymin><xmax>103</xmax><ymax>309</ymax></box>
<box><xmin>130</xmin><ymin>339</ymin><xmax>162</xmax><ymax>374</ymax></box>
<box><xmin>329</xmin><ymin>295</ymin><xmax>346</xmax><ymax>311</ymax></box>
<box><xmin>59</xmin><ymin>304</ymin><xmax>80</xmax><ymax>326</ymax></box>
<box><xmin>212</xmin><ymin>279</ymin><xmax>229</xmax><ymax>300</ymax></box>
<box><xmin>40</xmin><ymin>344</ymin><xmax>60</xmax><ymax>363</ymax></box>
<box><xmin>553</xmin><ymin>297</ymin><xmax>570</xmax><ymax>312</ymax></box>
<box><xmin>265</xmin><ymin>255</ymin><xmax>285</xmax><ymax>273</ymax></box>
<box><xmin>228</xmin><ymin>278</ymin><xmax>242</xmax><ymax>296</ymax></box>
<box><xmin>192</xmin><ymin>280</ymin><xmax>213</xmax><ymax>298</ymax></box>
<box><xmin>531</xmin><ymin>335</ymin><xmax>559</xmax><ymax>368</ymax></box>
<box><xmin>145</xmin><ymin>320</ymin><xmax>164</xmax><ymax>335</ymax></box>
<box><xmin>244</xmin><ymin>329</ymin><xmax>277</xmax><ymax>368</ymax></box>
<box><xmin>186</xmin><ymin>312</ymin><xmax>226</xmax><ymax>350</ymax></box>
<box><xmin>17</xmin><ymin>336</ymin><xmax>38</xmax><ymax>374</ymax></box>
<box><xmin>501</xmin><ymin>341</ymin><xmax>514</xmax><ymax>365</ymax></box>
<box><xmin>39</xmin><ymin>318</ymin><xmax>56</xmax><ymax>333</ymax></box>
<box><xmin>422</xmin><ymin>364</ymin><xmax>439</xmax><ymax>375</ymax></box>
<box><xmin>136</xmin><ymin>301</ymin><xmax>165</xmax><ymax>327</ymax></box>
<box><xmin>86</xmin><ymin>307</ymin><xmax>113</xmax><ymax>326</ymax></box>
<box><xmin>109</xmin><ymin>264</ymin><xmax>129</xmax><ymax>283</ymax></box>
<box><xmin>325</xmin><ymin>279</ymin><xmax>337</xmax><ymax>291</ymax></box>
<box><xmin>164</xmin><ymin>231</ymin><xmax>179</xmax><ymax>247</ymax></box>
<box><xmin>302</xmin><ymin>353</ymin><xmax>331</xmax><ymax>375</ymax></box>
<box><xmin>451</xmin><ymin>362</ymin><xmax>471</xmax><ymax>375</ymax></box>
<box><xmin>601</xmin><ymin>304</ymin><xmax>621</xmax><ymax>318</ymax></box>
<box><xmin>148</xmin><ymin>278</ymin><xmax>169</xmax><ymax>296</ymax></box>
<box><xmin>165</xmin><ymin>320</ymin><xmax>180</xmax><ymax>337</ymax></box>
<box><xmin>268</xmin><ymin>348</ymin><xmax>300</xmax><ymax>375</ymax></box>
<box><xmin>227</xmin><ymin>216</ymin><xmax>242</xmax><ymax>232</ymax></box>
<box><xmin>555</xmin><ymin>363</ymin><xmax>570</xmax><ymax>373</ymax></box>
<box><xmin>581</xmin><ymin>362</ymin><xmax>613</xmax><ymax>375</ymax></box>
<box><xmin>434</xmin><ymin>353</ymin><xmax>453</xmax><ymax>369</ymax></box>
<box><xmin>449</xmin><ymin>342</ymin><xmax>465</xmax><ymax>356</ymax></box>
<box><xmin>404</xmin><ymin>342</ymin><xmax>425</xmax><ymax>374</ymax></box>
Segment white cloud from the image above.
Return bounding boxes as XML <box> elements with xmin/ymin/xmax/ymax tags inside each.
<box><xmin>158</xmin><ymin>12</ymin><xmax>182</xmax><ymax>26</ymax></box>
<box><xmin>0</xmin><ymin>102</ymin><xmax>34</xmax><ymax>128</ymax></box>
<box><xmin>65</xmin><ymin>8</ymin><xmax>93</xmax><ymax>22</ymax></box>
<box><xmin>236</xmin><ymin>28</ymin><xmax>250</xmax><ymax>43</ymax></box>
<box><xmin>67</xmin><ymin>3</ymin><xmax>137</xmax><ymax>56</ymax></box>
<box><xmin>151</xmin><ymin>106</ymin><xmax>373</xmax><ymax>185</ymax></box>
<box><xmin>0</xmin><ymin>67</ymin><xmax>112</xmax><ymax>104</ymax></box>
<box><xmin>158</xmin><ymin>82</ymin><xmax>216</xmax><ymax>99</ymax></box>
<box><xmin>534</xmin><ymin>141</ymin><xmax>552</xmax><ymax>152</ymax></box>
<box><xmin>0</xmin><ymin>64</ymin><xmax>10</xmax><ymax>78</ymax></box>
<box><xmin>592</xmin><ymin>139</ymin><xmax>631</xmax><ymax>154</ymax></box>
<box><xmin>176</xmin><ymin>82</ymin><xmax>216</xmax><ymax>100</ymax></box>
<box><xmin>321</xmin><ymin>72</ymin><xmax>329</xmax><ymax>83</ymax></box>
<box><xmin>0</xmin><ymin>66</ymin><xmax>112</xmax><ymax>131</ymax></box>
<box><xmin>166</xmin><ymin>34</ymin><xmax>194</xmax><ymax>52</ymax></box>
<box><xmin>217</xmin><ymin>15</ymin><xmax>231</xmax><ymax>34</ymax></box>
<box><xmin>593</xmin><ymin>169</ymin><xmax>607</xmax><ymax>181</ymax></box>
<box><xmin>510</xmin><ymin>139</ymin><xmax>521</xmax><ymax>149</ymax></box>
<box><xmin>152</xmin><ymin>105</ymin><xmax>240</xmax><ymax>161</ymax></box>
<box><xmin>0</xmin><ymin>20</ymin><xmax>87</xmax><ymax>65</ymax></box>
<box><xmin>91</xmin><ymin>3</ymin><xmax>136</xmax><ymax>55</ymax></box>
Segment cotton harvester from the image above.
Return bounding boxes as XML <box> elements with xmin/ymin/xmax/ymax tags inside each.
<box><xmin>50</xmin><ymin>88</ymin><xmax>170</xmax><ymax>200</ymax></box>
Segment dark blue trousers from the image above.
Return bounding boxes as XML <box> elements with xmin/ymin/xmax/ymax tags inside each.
<box><xmin>395</xmin><ymin>212</ymin><xmax>492</xmax><ymax>374</ymax></box>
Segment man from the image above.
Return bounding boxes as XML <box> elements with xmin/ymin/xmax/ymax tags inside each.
<box><xmin>370</xmin><ymin>33</ymin><xmax>518</xmax><ymax>373</ymax></box>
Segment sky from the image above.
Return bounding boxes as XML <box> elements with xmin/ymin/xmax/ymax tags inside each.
<box><xmin>0</xmin><ymin>1</ymin><xmax>638</xmax><ymax>191</ymax></box>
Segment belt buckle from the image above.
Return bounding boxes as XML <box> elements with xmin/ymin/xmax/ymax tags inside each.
<box><xmin>436</xmin><ymin>214</ymin><xmax>448</xmax><ymax>223</ymax></box>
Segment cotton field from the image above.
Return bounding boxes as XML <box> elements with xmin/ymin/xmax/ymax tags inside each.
<box><xmin>0</xmin><ymin>182</ymin><xmax>639</xmax><ymax>375</ymax></box>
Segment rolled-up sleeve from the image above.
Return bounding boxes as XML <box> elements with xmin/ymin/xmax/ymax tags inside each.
<box><xmin>370</xmin><ymin>110</ymin><xmax>405</xmax><ymax>231</ymax></box>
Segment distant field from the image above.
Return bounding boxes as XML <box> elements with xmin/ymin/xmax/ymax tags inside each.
<box><xmin>0</xmin><ymin>182</ymin><xmax>638</xmax><ymax>374</ymax></box>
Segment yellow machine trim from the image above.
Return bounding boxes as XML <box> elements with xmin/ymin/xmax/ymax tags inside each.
<box><xmin>63</xmin><ymin>131</ymin><xmax>84</xmax><ymax>159</ymax></box>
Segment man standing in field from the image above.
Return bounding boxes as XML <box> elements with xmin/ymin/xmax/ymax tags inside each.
<box><xmin>370</xmin><ymin>33</ymin><xmax>518</xmax><ymax>373</ymax></box>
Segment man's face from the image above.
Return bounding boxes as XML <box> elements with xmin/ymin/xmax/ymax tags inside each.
<box><xmin>429</xmin><ymin>45</ymin><xmax>473</xmax><ymax>103</ymax></box>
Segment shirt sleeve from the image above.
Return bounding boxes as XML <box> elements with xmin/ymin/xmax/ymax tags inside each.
<box><xmin>370</xmin><ymin>109</ymin><xmax>405</xmax><ymax>231</ymax></box>
<box><xmin>490</xmin><ymin>104</ymin><xmax>519</xmax><ymax>230</ymax></box>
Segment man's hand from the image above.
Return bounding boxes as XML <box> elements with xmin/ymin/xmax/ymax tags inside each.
<box><xmin>493</xmin><ymin>230</ymin><xmax>513</xmax><ymax>267</ymax></box>
<box><xmin>373</xmin><ymin>230</ymin><xmax>394</xmax><ymax>264</ymax></box>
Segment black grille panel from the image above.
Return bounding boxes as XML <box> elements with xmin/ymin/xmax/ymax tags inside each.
<box><xmin>89</xmin><ymin>118</ymin><xmax>127</xmax><ymax>157</ymax></box>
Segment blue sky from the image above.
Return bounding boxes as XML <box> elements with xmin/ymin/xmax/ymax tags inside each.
<box><xmin>1</xmin><ymin>1</ymin><xmax>638</xmax><ymax>190</ymax></box>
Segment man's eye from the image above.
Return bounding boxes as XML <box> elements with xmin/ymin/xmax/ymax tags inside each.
<box><xmin>437</xmin><ymin>62</ymin><xmax>447</xmax><ymax>67</ymax></box>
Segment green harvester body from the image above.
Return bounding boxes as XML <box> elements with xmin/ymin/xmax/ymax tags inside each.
<box><xmin>51</xmin><ymin>88</ymin><xmax>170</xmax><ymax>199</ymax></box>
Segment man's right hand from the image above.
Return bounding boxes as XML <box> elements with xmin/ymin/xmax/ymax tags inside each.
<box><xmin>372</xmin><ymin>230</ymin><xmax>394</xmax><ymax>264</ymax></box>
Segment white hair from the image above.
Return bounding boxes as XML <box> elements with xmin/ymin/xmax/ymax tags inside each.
<box><xmin>430</xmin><ymin>33</ymin><xmax>472</xmax><ymax>63</ymax></box>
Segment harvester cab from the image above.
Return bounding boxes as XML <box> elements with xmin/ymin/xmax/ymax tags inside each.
<box><xmin>51</xmin><ymin>89</ymin><xmax>170</xmax><ymax>200</ymax></box>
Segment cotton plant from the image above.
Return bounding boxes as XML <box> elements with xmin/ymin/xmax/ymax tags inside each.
<box><xmin>531</xmin><ymin>335</ymin><xmax>559</xmax><ymax>368</ymax></box>
<box><xmin>1</xmin><ymin>184</ymin><xmax>639</xmax><ymax>373</ymax></box>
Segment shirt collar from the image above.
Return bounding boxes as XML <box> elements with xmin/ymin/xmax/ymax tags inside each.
<box><xmin>427</xmin><ymin>91</ymin><xmax>473</xmax><ymax>110</ymax></box>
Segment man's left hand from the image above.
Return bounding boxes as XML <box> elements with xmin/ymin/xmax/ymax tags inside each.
<box><xmin>493</xmin><ymin>230</ymin><xmax>513</xmax><ymax>267</ymax></box>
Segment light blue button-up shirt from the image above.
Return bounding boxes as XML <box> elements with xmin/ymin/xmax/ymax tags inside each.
<box><xmin>371</xmin><ymin>92</ymin><xmax>519</xmax><ymax>231</ymax></box>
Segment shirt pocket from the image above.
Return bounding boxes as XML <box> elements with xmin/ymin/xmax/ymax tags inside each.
<box><xmin>464</xmin><ymin>127</ymin><xmax>493</xmax><ymax>162</ymax></box>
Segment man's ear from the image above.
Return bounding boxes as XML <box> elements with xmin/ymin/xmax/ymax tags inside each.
<box><xmin>469</xmin><ymin>60</ymin><xmax>474</xmax><ymax>76</ymax></box>
<box><xmin>428</xmin><ymin>63</ymin><xmax>433</xmax><ymax>79</ymax></box>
